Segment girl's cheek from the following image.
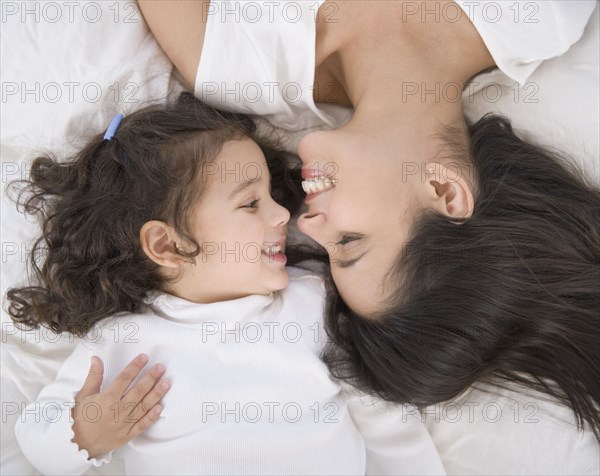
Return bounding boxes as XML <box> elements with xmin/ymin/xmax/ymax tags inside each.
<box><xmin>243</xmin><ymin>216</ymin><xmax>266</xmax><ymax>234</ymax></box>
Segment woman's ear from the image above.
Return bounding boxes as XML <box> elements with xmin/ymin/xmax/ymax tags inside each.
<box><xmin>140</xmin><ymin>220</ymin><xmax>187</xmax><ymax>268</ymax></box>
<box><xmin>423</xmin><ymin>162</ymin><xmax>474</xmax><ymax>219</ymax></box>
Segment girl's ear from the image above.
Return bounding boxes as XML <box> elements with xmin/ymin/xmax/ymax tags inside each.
<box><xmin>140</xmin><ymin>220</ymin><xmax>187</xmax><ymax>268</ymax></box>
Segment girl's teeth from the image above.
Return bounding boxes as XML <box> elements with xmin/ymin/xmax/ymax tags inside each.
<box><xmin>263</xmin><ymin>244</ymin><xmax>282</xmax><ymax>255</ymax></box>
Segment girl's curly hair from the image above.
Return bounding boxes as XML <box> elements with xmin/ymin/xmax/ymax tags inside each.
<box><xmin>6</xmin><ymin>92</ymin><xmax>303</xmax><ymax>337</ymax></box>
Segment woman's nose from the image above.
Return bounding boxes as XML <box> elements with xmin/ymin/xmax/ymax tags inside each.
<box><xmin>297</xmin><ymin>131</ymin><xmax>322</xmax><ymax>160</ymax></box>
<box><xmin>296</xmin><ymin>211</ymin><xmax>328</xmax><ymax>245</ymax></box>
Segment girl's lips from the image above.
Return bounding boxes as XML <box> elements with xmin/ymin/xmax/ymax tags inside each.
<box><xmin>262</xmin><ymin>237</ymin><xmax>287</xmax><ymax>264</ymax></box>
<box><xmin>262</xmin><ymin>238</ymin><xmax>285</xmax><ymax>253</ymax></box>
<box><xmin>263</xmin><ymin>253</ymin><xmax>287</xmax><ymax>265</ymax></box>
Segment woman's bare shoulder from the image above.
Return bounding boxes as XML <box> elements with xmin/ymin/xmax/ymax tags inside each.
<box><xmin>137</xmin><ymin>0</ymin><xmax>210</xmax><ymax>89</ymax></box>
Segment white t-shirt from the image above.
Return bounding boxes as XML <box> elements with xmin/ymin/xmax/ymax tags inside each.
<box><xmin>195</xmin><ymin>0</ymin><xmax>352</xmax><ymax>131</ymax></box>
<box><xmin>196</xmin><ymin>0</ymin><xmax>598</xmax><ymax>179</ymax></box>
<box><xmin>15</xmin><ymin>268</ymin><xmax>445</xmax><ymax>476</ymax></box>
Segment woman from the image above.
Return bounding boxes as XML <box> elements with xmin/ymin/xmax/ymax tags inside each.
<box><xmin>133</xmin><ymin>1</ymin><xmax>599</xmax><ymax>473</ymax></box>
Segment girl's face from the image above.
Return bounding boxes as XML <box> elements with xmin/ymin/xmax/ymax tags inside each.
<box><xmin>185</xmin><ymin>138</ymin><xmax>290</xmax><ymax>302</ymax></box>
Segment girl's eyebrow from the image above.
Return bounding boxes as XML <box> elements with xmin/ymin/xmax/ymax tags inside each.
<box><xmin>227</xmin><ymin>176</ymin><xmax>262</xmax><ymax>199</ymax></box>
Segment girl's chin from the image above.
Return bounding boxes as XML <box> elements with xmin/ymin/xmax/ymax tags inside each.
<box><xmin>266</xmin><ymin>272</ymin><xmax>289</xmax><ymax>293</ymax></box>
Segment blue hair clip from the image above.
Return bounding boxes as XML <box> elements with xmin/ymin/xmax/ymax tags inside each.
<box><xmin>103</xmin><ymin>114</ymin><xmax>124</xmax><ymax>141</ymax></box>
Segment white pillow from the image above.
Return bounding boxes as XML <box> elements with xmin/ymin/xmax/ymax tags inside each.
<box><xmin>461</xmin><ymin>3</ymin><xmax>599</xmax><ymax>185</ymax></box>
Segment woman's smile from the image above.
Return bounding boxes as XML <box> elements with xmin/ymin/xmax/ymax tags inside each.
<box><xmin>301</xmin><ymin>167</ymin><xmax>337</xmax><ymax>201</ymax></box>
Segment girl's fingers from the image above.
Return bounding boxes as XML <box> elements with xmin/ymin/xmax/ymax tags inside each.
<box><xmin>126</xmin><ymin>379</ymin><xmax>171</xmax><ymax>423</ymax></box>
<box><xmin>128</xmin><ymin>404</ymin><xmax>164</xmax><ymax>438</ymax></box>
<box><xmin>77</xmin><ymin>356</ymin><xmax>105</xmax><ymax>398</ymax></box>
<box><xmin>108</xmin><ymin>353</ymin><xmax>149</xmax><ymax>396</ymax></box>
<box><xmin>122</xmin><ymin>363</ymin><xmax>167</xmax><ymax>407</ymax></box>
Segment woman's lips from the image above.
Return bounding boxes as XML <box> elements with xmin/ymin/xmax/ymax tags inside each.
<box><xmin>301</xmin><ymin>168</ymin><xmax>335</xmax><ymax>179</ymax></box>
<box><xmin>304</xmin><ymin>187</ymin><xmax>333</xmax><ymax>202</ymax></box>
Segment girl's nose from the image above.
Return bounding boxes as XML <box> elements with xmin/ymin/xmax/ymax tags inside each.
<box><xmin>273</xmin><ymin>203</ymin><xmax>291</xmax><ymax>228</ymax></box>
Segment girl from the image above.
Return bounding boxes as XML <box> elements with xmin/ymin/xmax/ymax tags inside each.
<box><xmin>7</xmin><ymin>93</ymin><xmax>445</xmax><ymax>475</ymax></box>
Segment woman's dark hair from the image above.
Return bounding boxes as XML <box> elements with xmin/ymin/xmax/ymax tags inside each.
<box><xmin>323</xmin><ymin>114</ymin><xmax>600</xmax><ymax>439</ymax></box>
<box><xmin>6</xmin><ymin>92</ymin><xmax>303</xmax><ymax>337</ymax></box>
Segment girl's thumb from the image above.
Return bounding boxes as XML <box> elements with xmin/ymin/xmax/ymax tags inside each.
<box><xmin>78</xmin><ymin>356</ymin><xmax>105</xmax><ymax>397</ymax></box>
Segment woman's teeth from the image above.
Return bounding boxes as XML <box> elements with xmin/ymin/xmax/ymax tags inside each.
<box><xmin>301</xmin><ymin>176</ymin><xmax>336</xmax><ymax>194</ymax></box>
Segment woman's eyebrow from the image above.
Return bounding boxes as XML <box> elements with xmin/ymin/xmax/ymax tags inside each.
<box><xmin>227</xmin><ymin>176</ymin><xmax>261</xmax><ymax>199</ymax></box>
<box><xmin>335</xmin><ymin>251</ymin><xmax>368</xmax><ymax>269</ymax></box>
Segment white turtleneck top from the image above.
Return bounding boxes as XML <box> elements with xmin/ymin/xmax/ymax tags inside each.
<box><xmin>15</xmin><ymin>268</ymin><xmax>445</xmax><ymax>476</ymax></box>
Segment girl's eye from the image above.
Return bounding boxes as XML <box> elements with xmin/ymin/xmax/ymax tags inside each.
<box><xmin>241</xmin><ymin>198</ymin><xmax>260</xmax><ymax>209</ymax></box>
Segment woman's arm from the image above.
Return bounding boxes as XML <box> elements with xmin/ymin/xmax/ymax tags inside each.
<box><xmin>137</xmin><ymin>0</ymin><xmax>210</xmax><ymax>88</ymax></box>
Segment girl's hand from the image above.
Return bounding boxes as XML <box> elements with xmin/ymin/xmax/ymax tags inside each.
<box><xmin>71</xmin><ymin>353</ymin><xmax>171</xmax><ymax>458</ymax></box>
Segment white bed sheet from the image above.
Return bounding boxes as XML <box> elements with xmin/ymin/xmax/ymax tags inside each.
<box><xmin>1</xmin><ymin>2</ymin><xmax>598</xmax><ymax>475</ymax></box>
<box><xmin>1</xmin><ymin>3</ymin><xmax>181</xmax><ymax>474</ymax></box>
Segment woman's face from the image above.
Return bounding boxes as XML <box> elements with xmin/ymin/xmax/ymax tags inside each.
<box><xmin>296</xmin><ymin>118</ymin><xmax>467</xmax><ymax>315</ymax></box>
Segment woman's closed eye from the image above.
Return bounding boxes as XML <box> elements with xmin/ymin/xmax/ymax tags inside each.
<box><xmin>332</xmin><ymin>234</ymin><xmax>368</xmax><ymax>269</ymax></box>
<box><xmin>337</xmin><ymin>234</ymin><xmax>363</xmax><ymax>250</ymax></box>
